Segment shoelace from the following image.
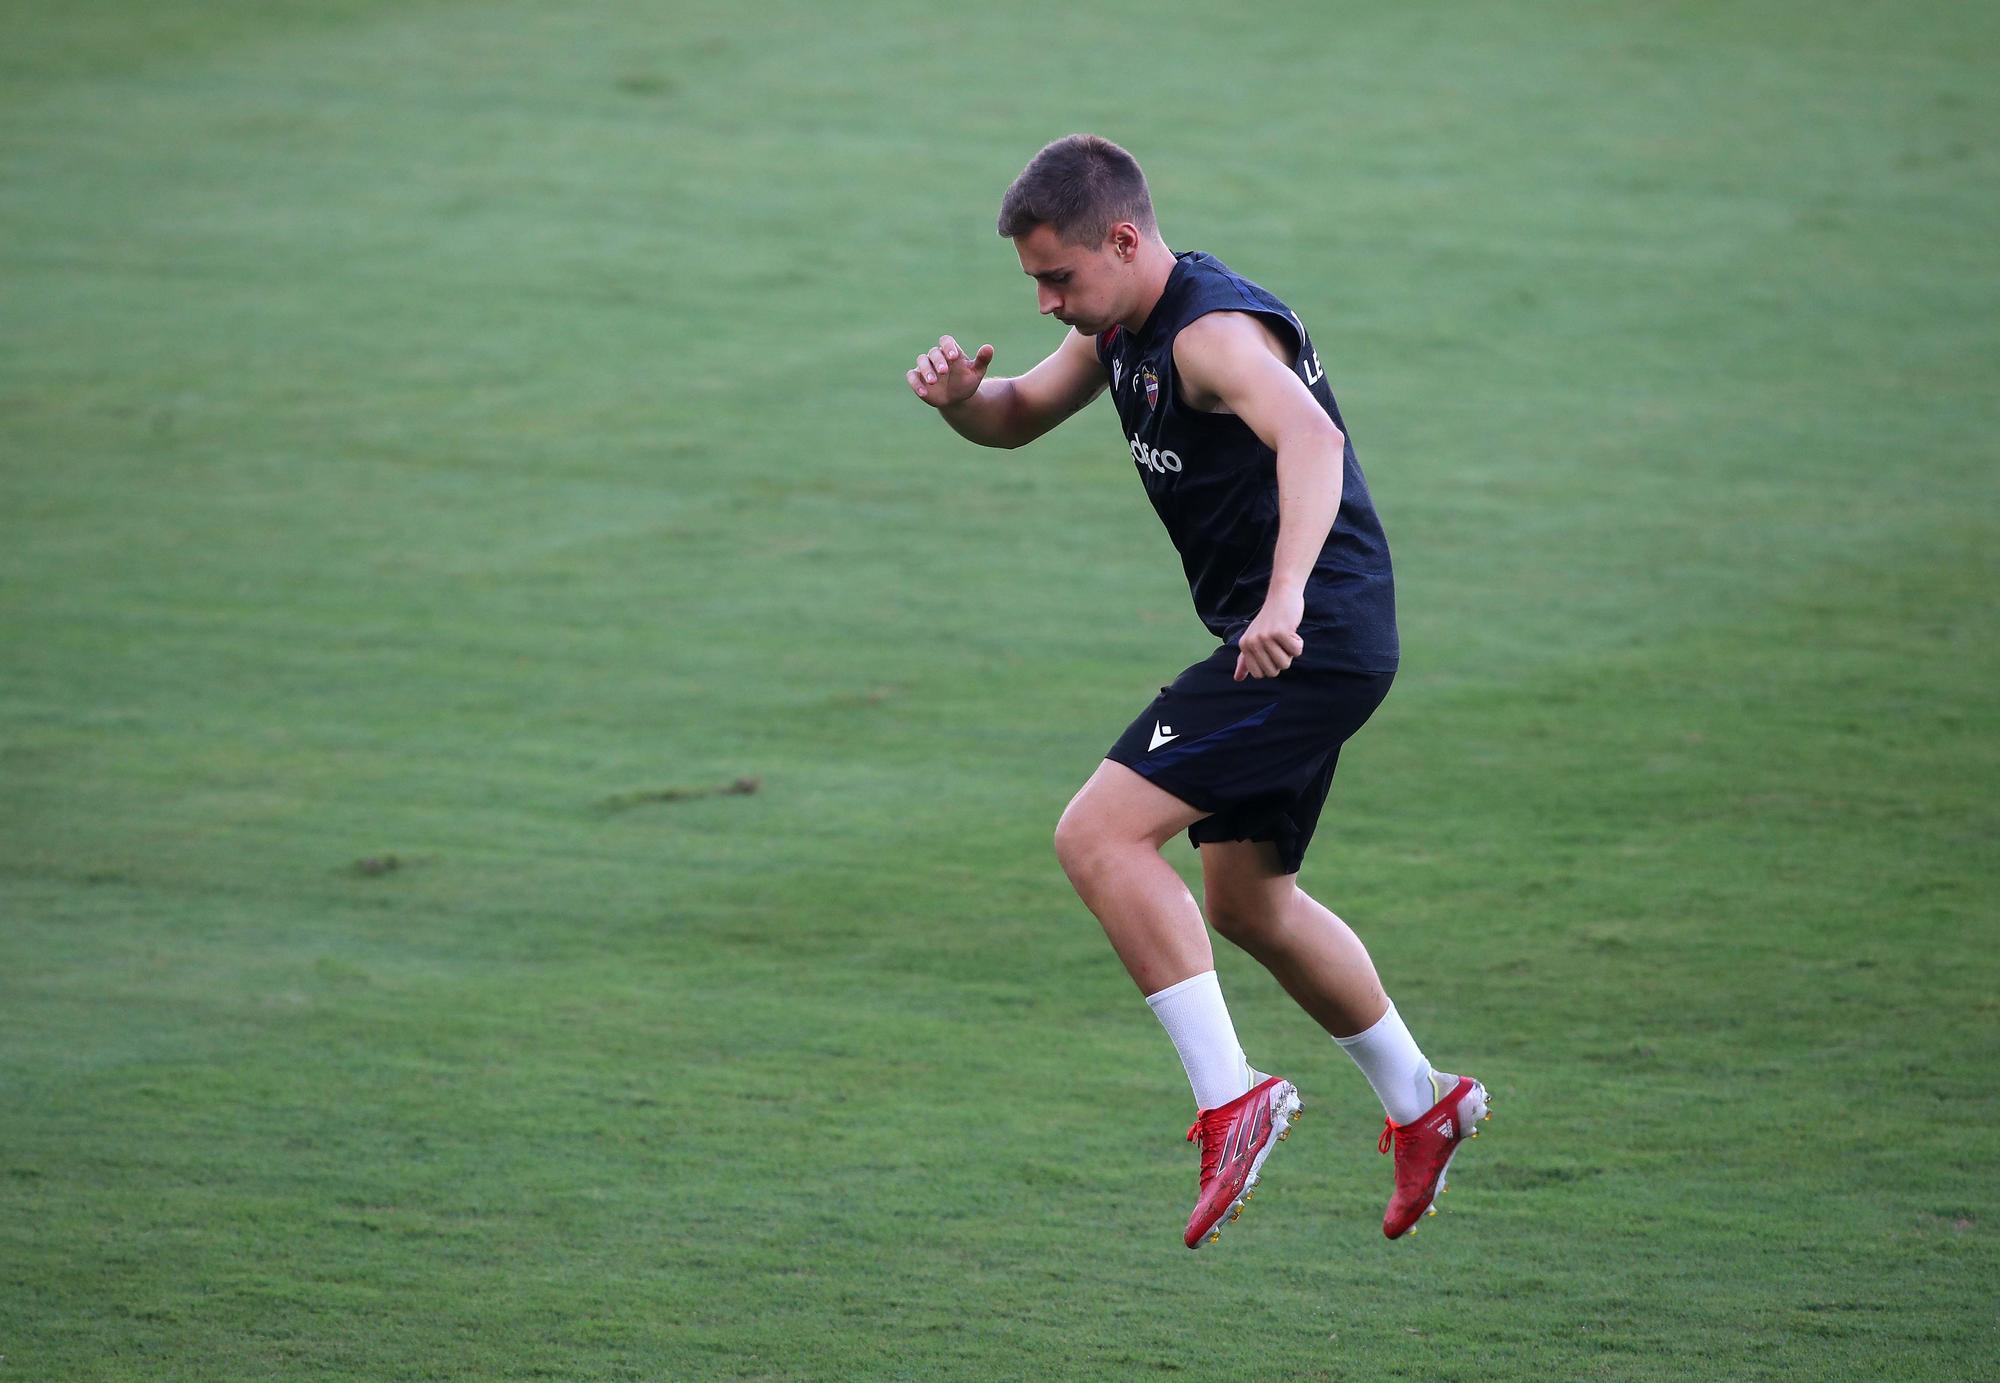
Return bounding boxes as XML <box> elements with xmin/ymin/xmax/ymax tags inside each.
<box><xmin>1377</xmin><ymin>1116</ymin><xmax>1400</xmax><ymax>1155</ymax></box>
<box><xmin>1186</xmin><ymin>1111</ymin><xmax>1227</xmax><ymax>1184</ymax></box>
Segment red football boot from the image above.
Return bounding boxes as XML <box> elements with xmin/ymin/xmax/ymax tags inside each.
<box><xmin>1378</xmin><ymin>1072</ymin><xmax>1490</xmax><ymax>1240</ymax></box>
<box><xmin>1183</xmin><ymin>1074</ymin><xmax>1302</xmax><ymax>1250</ymax></box>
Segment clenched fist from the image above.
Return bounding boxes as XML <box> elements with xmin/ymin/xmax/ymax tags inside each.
<box><xmin>1234</xmin><ymin>587</ymin><xmax>1306</xmax><ymax>681</ymax></box>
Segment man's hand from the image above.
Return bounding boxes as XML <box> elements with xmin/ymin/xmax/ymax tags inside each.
<box><xmin>1234</xmin><ymin>586</ymin><xmax>1305</xmax><ymax>681</ymax></box>
<box><xmin>905</xmin><ymin>328</ymin><xmax>1101</xmax><ymax>449</ymax></box>
<box><xmin>906</xmin><ymin>335</ymin><xmax>995</xmax><ymax>409</ymax></box>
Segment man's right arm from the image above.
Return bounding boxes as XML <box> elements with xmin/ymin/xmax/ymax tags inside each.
<box><xmin>906</xmin><ymin>330</ymin><xmax>1107</xmax><ymax>450</ymax></box>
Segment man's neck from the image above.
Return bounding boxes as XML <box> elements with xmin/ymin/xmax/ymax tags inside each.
<box><xmin>1118</xmin><ymin>239</ymin><xmax>1179</xmax><ymax>333</ymax></box>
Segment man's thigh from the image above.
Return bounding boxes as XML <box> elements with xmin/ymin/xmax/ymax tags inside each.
<box><xmin>1059</xmin><ymin>759</ymin><xmax>1211</xmax><ymax>851</ymax></box>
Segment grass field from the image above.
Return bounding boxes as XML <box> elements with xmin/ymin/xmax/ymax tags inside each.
<box><xmin>4</xmin><ymin>1</ymin><xmax>1997</xmax><ymax>1378</ymax></box>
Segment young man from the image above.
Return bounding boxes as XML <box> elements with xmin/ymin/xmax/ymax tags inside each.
<box><xmin>904</xmin><ymin>134</ymin><xmax>1489</xmax><ymax>1249</ymax></box>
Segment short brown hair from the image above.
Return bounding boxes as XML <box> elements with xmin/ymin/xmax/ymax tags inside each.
<box><xmin>996</xmin><ymin>134</ymin><xmax>1155</xmax><ymax>245</ymax></box>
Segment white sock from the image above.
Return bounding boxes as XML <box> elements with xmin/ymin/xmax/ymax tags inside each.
<box><xmin>1334</xmin><ymin>1000</ymin><xmax>1435</xmax><ymax>1125</ymax></box>
<box><xmin>1144</xmin><ymin>970</ymin><xmax>1254</xmax><ymax>1110</ymax></box>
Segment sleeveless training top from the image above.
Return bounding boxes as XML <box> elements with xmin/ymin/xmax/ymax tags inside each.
<box><xmin>1095</xmin><ymin>251</ymin><xmax>1398</xmax><ymax>672</ymax></box>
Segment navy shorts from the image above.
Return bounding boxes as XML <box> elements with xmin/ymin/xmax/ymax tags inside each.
<box><xmin>1103</xmin><ymin>646</ymin><xmax>1395</xmax><ymax>875</ymax></box>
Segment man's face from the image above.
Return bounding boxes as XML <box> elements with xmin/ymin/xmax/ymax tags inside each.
<box><xmin>1013</xmin><ymin>222</ymin><xmax>1130</xmax><ymax>336</ymax></box>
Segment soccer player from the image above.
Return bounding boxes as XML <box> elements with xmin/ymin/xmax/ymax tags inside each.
<box><xmin>904</xmin><ymin>135</ymin><xmax>1489</xmax><ymax>1249</ymax></box>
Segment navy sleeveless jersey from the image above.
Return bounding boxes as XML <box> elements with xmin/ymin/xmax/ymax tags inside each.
<box><xmin>1095</xmin><ymin>252</ymin><xmax>1398</xmax><ymax>672</ymax></box>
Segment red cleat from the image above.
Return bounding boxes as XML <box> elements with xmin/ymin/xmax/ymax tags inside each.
<box><xmin>1183</xmin><ymin>1075</ymin><xmax>1302</xmax><ymax>1250</ymax></box>
<box><xmin>1378</xmin><ymin>1072</ymin><xmax>1490</xmax><ymax>1240</ymax></box>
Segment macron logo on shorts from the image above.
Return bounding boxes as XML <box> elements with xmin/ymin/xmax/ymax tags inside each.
<box><xmin>1149</xmin><ymin>722</ymin><xmax>1179</xmax><ymax>752</ymax></box>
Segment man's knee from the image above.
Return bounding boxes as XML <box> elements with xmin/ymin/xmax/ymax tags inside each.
<box><xmin>1056</xmin><ymin>803</ymin><xmax>1104</xmax><ymax>879</ymax></box>
<box><xmin>1053</xmin><ymin>801</ymin><xmax>1107</xmax><ymax>883</ymax></box>
<box><xmin>1205</xmin><ymin>879</ymin><xmax>1292</xmax><ymax>948</ymax></box>
<box><xmin>1053</xmin><ymin>797</ymin><xmax>1151</xmax><ymax>888</ymax></box>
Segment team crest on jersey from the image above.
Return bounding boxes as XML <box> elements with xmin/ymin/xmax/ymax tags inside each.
<box><xmin>1140</xmin><ymin>365</ymin><xmax>1160</xmax><ymax>409</ymax></box>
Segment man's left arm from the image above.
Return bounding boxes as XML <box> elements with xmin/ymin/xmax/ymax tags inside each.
<box><xmin>1172</xmin><ymin>312</ymin><xmax>1346</xmax><ymax>682</ymax></box>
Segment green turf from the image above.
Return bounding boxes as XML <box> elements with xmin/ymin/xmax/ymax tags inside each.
<box><xmin>3</xmin><ymin>1</ymin><xmax>1996</xmax><ymax>1377</ymax></box>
